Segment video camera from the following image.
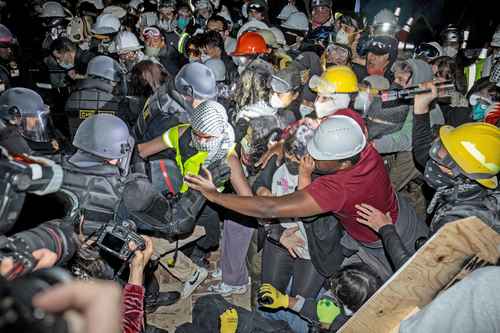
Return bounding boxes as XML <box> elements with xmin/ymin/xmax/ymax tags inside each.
<box><xmin>96</xmin><ymin>220</ymin><xmax>145</xmax><ymax>261</ymax></box>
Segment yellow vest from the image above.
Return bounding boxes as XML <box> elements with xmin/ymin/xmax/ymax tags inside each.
<box><xmin>168</xmin><ymin>124</ymin><xmax>208</xmax><ymax>193</ymax></box>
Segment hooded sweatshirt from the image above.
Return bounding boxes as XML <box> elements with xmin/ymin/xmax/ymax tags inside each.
<box><xmin>373</xmin><ymin>59</ymin><xmax>444</xmax><ymax>154</ymax></box>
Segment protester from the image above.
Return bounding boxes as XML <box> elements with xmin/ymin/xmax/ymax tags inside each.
<box><xmin>1</xmin><ymin>2</ymin><xmax>500</xmax><ymax>333</ymax></box>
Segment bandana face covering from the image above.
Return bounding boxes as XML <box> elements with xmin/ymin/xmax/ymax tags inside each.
<box><xmin>424</xmin><ymin>160</ymin><xmax>459</xmax><ymax>189</ymax></box>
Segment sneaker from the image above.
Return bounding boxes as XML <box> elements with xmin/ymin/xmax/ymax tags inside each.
<box><xmin>211</xmin><ymin>268</ymin><xmax>222</xmax><ymax>279</ymax></box>
<box><xmin>181</xmin><ymin>267</ymin><xmax>208</xmax><ymax>298</ymax></box>
<box><xmin>208</xmin><ymin>282</ymin><xmax>248</xmax><ymax>296</ymax></box>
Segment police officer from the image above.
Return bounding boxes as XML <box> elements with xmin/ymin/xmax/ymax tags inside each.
<box><xmin>133</xmin><ymin>62</ymin><xmax>218</xmax><ymax>144</ymax></box>
<box><xmin>0</xmin><ymin>24</ymin><xmax>20</xmax><ymax>92</ymax></box>
<box><xmin>0</xmin><ymin>87</ymin><xmax>65</xmax><ymax>155</ymax></box>
<box><xmin>58</xmin><ymin>113</ymin><xmax>229</xmax><ymax>308</ymax></box>
<box><xmin>64</xmin><ymin>55</ymin><xmax>128</xmax><ymax>140</ymax></box>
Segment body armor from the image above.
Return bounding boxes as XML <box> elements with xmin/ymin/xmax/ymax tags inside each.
<box><xmin>64</xmin><ymin>78</ymin><xmax>123</xmax><ymax>139</ymax></box>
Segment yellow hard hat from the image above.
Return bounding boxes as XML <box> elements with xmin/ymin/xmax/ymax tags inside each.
<box><xmin>308</xmin><ymin>65</ymin><xmax>359</xmax><ymax>95</ymax></box>
<box><xmin>439</xmin><ymin>122</ymin><xmax>500</xmax><ymax>189</ymax></box>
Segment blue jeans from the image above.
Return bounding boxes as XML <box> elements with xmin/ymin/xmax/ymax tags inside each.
<box><xmin>257</xmin><ymin>308</ymin><xmax>310</xmax><ymax>333</ymax></box>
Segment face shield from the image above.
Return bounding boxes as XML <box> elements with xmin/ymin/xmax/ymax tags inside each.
<box><xmin>13</xmin><ymin>105</ymin><xmax>51</xmax><ymax>142</ymax></box>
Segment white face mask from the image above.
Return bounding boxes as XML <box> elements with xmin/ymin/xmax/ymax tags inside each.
<box><xmin>269</xmin><ymin>93</ymin><xmax>286</xmax><ymax>108</ymax></box>
<box><xmin>335</xmin><ymin>29</ymin><xmax>349</xmax><ymax>45</ymax></box>
<box><xmin>314</xmin><ymin>94</ymin><xmax>350</xmax><ymax>118</ymax></box>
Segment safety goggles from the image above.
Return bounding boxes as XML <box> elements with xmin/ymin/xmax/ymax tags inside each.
<box><xmin>326</xmin><ymin>44</ymin><xmax>349</xmax><ymax>60</ymax></box>
<box><xmin>429</xmin><ymin>139</ymin><xmax>496</xmax><ymax>180</ymax></box>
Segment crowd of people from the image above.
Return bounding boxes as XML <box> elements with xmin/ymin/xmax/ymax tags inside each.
<box><xmin>1</xmin><ymin>0</ymin><xmax>500</xmax><ymax>332</ymax></box>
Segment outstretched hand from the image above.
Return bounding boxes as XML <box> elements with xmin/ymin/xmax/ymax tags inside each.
<box><xmin>355</xmin><ymin>203</ymin><xmax>392</xmax><ymax>232</ymax></box>
<box><xmin>184</xmin><ymin>167</ymin><xmax>218</xmax><ymax>200</ymax></box>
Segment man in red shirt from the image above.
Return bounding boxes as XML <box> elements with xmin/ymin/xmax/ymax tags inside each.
<box><xmin>186</xmin><ymin>115</ymin><xmax>428</xmax><ymax>280</ymax></box>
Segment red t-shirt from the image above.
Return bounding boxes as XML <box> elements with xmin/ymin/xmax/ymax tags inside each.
<box><xmin>305</xmin><ymin>144</ymin><xmax>398</xmax><ymax>243</ymax></box>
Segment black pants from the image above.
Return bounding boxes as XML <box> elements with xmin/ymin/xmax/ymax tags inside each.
<box><xmin>262</xmin><ymin>238</ymin><xmax>325</xmax><ymax>298</ymax></box>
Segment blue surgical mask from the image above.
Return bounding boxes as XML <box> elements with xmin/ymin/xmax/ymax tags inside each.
<box><xmin>58</xmin><ymin>62</ymin><xmax>74</xmax><ymax>70</ymax></box>
<box><xmin>177</xmin><ymin>17</ymin><xmax>189</xmax><ymax>30</ymax></box>
<box><xmin>472</xmin><ymin>103</ymin><xmax>488</xmax><ymax>121</ymax></box>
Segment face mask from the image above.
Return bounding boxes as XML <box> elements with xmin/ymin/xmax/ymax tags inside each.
<box><xmin>335</xmin><ymin>29</ymin><xmax>349</xmax><ymax>45</ymax></box>
<box><xmin>314</xmin><ymin>94</ymin><xmax>350</xmax><ymax>118</ymax></box>
<box><xmin>269</xmin><ymin>93</ymin><xmax>286</xmax><ymax>109</ymax></box>
<box><xmin>145</xmin><ymin>46</ymin><xmax>161</xmax><ymax>57</ymax></box>
<box><xmin>472</xmin><ymin>103</ymin><xmax>488</xmax><ymax>121</ymax></box>
<box><xmin>158</xmin><ymin>19</ymin><xmax>177</xmax><ymax>32</ymax></box>
<box><xmin>284</xmin><ymin>157</ymin><xmax>300</xmax><ymax>175</ymax></box>
<box><xmin>58</xmin><ymin>62</ymin><xmax>74</xmax><ymax>70</ymax></box>
<box><xmin>299</xmin><ymin>104</ymin><xmax>314</xmax><ymax>117</ymax></box>
<box><xmin>177</xmin><ymin>17</ymin><xmax>189</xmax><ymax>30</ymax></box>
<box><xmin>191</xmin><ymin>133</ymin><xmax>224</xmax><ymax>165</ymax></box>
<box><xmin>443</xmin><ymin>46</ymin><xmax>458</xmax><ymax>58</ymax></box>
<box><xmin>423</xmin><ymin>160</ymin><xmax>458</xmax><ymax>190</ymax></box>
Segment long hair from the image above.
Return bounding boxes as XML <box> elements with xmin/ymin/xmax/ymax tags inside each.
<box><xmin>232</xmin><ymin>66</ymin><xmax>272</xmax><ymax>111</ymax></box>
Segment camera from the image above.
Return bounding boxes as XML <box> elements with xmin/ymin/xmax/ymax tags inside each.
<box><xmin>96</xmin><ymin>220</ymin><xmax>145</xmax><ymax>261</ymax></box>
<box><xmin>0</xmin><ymin>221</ymin><xmax>79</xmax><ymax>279</ymax></box>
<box><xmin>0</xmin><ymin>267</ymin><xmax>72</xmax><ymax>333</ymax></box>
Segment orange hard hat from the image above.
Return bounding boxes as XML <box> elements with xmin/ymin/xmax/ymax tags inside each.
<box><xmin>231</xmin><ymin>31</ymin><xmax>269</xmax><ymax>56</ymax></box>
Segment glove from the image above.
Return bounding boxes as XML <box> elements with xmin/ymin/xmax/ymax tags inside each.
<box><xmin>257</xmin><ymin>283</ymin><xmax>289</xmax><ymax>309</ymax></box>
<box><xmin>220</xmin><ymin>308</ymin><xmax>238</xmax><ymax>333</ymax></box>
<box><xmin>316</xmin><ymin>297</ymin><xmax>341</xmax><ymax>327</ymax></box>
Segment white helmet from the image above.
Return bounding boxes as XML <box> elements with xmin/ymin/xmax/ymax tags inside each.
<box><xmin>237</xmin><ymin>20</ymin><xmax>269</xmax><ymax>39</ymax></box>
<box><xmin>114</xmin><ymin>31</ymin><xmax>143</xmax><ymax>53</ymax></box>
<box><xmin>92</xmin><ymin>14</ymin><xmax>121</xmax><ymax>35</ymax></box>
<box><xmin>79</xmin><ymin>0</ymin><xmax>105</xmax><ymax>10</ymax></box>
<box><xmin>102</xmin><ymin>6</ymin><xmax>127</xmax><ymax>19</ymax></box>
<box><xmin>39</xmin><ymin>1</ymin><xmax>66</xmax><ymax>18</ymax></box>
<box><xmin>269</xmin><ymin>27</ymin><xmax>286</xmax><ymax>46</ymax></box>
<box><xmin>281</xmin><ymin>12</ymin><xmax>309</xmax><ymax>32</ymax></box>
<box><xmin>277</xmin><ymin>4</ymin><xmax>298</xmax><ymax>20</ymax></box>
<box><xmin>307</xmin><ymin>115</ymin><xmax>366</xmax><ymax>160</ymax></box>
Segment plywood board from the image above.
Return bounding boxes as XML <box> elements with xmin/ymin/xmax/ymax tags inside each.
<box><xmin>338</xmin><ymin>217</ymin><xmax>500</xmax><ymax>333</ymax></box>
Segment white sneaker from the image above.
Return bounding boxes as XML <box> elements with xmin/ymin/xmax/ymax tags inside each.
<box><xmin>208</xmin><ymin>282</ymin><xmax>248</xmax><ymax>296</ymax></box>
<box><xmin>211</xmin><ymin>268</ymin><xmax>222</xmax><ymax>279</ymax></box>
<box><xmin>181</xmin><ymin>267</ymin><xmax>208</xmax><ymax>298</ymax></box>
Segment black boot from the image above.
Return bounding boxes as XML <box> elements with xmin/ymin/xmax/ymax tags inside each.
<box><xmin>144</xmin><ymin>290</ymin><xmax>181</xmax><ymax>313</ymax></box>
<box><xmin>144</xmin><ymin>271</ymin><xmax>181</xmax><ymax>313</ymax></box>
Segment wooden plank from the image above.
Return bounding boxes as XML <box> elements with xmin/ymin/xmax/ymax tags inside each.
<box><xmin>338</xmin><ymin>217</ymin><xmax>500</xmax><ymax>333</ymax></box>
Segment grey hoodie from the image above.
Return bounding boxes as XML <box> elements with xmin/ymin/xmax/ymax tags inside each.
<box><xmin>373</xmin><ymin>59</ymin><xmax>444</xmax><ymax>154</ymax></box>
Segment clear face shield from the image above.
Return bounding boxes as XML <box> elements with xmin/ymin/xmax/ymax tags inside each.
<box><xmin>14</xmin><ymin>105</ymin><xmax>51</xmax><ymax>143</ymax></box>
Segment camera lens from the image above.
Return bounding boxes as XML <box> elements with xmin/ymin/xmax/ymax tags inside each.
<box><xmin>10</xmin><ymin>220</ymin><xmax>79</xmax><ymax>266</ymax></box>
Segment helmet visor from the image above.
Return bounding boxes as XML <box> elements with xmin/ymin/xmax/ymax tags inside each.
<box><xmin>15</xmin><ymin>105</ymin><xmax>51</xmax><ymax>142</ymax></box>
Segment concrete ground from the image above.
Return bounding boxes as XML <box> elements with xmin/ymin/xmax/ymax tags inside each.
<box><xmin>147</xmin><ymin>249</ymin><xmax>252</xmax><ymax>331</ymax></box>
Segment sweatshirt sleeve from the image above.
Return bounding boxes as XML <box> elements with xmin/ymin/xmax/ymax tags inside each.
<box><xmin>412</xmin><ymin>113</ymin><xmax>433</xmax><ymax>169</ymax></box>
<box><xmin>378</xmin><ymin>224</ymin><xmax>412</xmax><ymax>270</ymax></box>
